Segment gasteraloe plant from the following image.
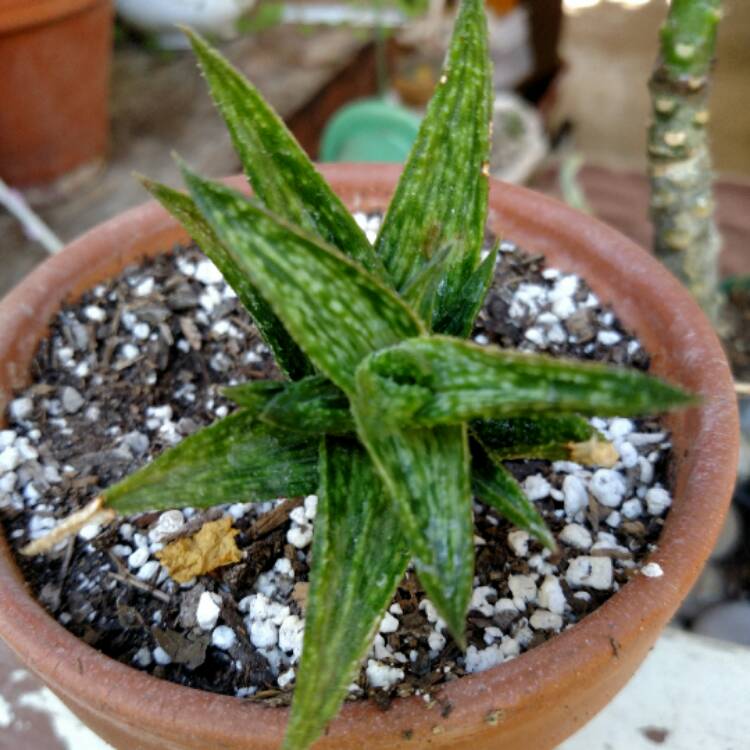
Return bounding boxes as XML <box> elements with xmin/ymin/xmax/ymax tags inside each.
<box><xmin>45</xmin><ymin>2</ymin><xmax>693</xmax><ymax>748</ymax></box>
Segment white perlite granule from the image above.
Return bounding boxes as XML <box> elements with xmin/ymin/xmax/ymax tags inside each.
<box><xmin>196</xmin><ymin>592</ymin><xmax>222</xmax><ymax>631</ymax></box>
<box><xmin>0</xmin><ymin>235</ymin><xmax>677</xmax><ymax>695</ymax></box>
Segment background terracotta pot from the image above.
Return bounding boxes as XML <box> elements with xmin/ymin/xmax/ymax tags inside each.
<box><xmin>0</xmin><ymin>165</ymin><xmax>739</xmax><ymax>749</ymax></box>
<box><xmin>0</xmin><ymin>0</ymin><xmax>113</xmax><ymax>191</ymax></box>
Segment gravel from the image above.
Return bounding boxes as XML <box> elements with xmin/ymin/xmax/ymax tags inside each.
<box><xmin>0</xmin><ymin>214</ymin><xmax>676</xmax><ymax>705</ymax></box>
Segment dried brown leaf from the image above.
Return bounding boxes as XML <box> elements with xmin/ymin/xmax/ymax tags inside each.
<box><xmin>157</xmin><ymin>516</ymin><xmax>242</xmax><ymax>583</ymax></box>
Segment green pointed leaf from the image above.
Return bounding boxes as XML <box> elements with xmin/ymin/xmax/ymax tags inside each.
<box><xmin>184</xmin><ymin>172</ymin><xmax>424</xmax><ymax>395</ymax></box>
<box><xmin>471</xmin><ymin>442</ymin><xmax>555</xmax><ymax>550</ymax></box>
<box><xmin>284</xmin><ymin>437</ymin><xmax>409</xmax><ymax>750</ymax></box>
<box><xmin>352</xmin><ymin>386</ymin><xmax>472</xmax><ymax>644</ymax></box>
<box><xmin>221</xmin><ymin>380</ymin><xmax>286</xmax><ymax>414</ymax></box>
<box><xmin>261</xmin><ymin>376</ymin><xmax>353</xmax><ymax>435</ymax></box>
<box><xmin>400</xmin><ymin>243</ymin><xmax>459</xmax><ymax>326</ymax></box>
<box><xmin>374</xmin><ymin>0</ymin><xmax>492</xmax><ymax>330</ymax></box>
<box><xmin>104</xmin><ymin>411</ymin><xmax>319</xmax><ymax>514</ymax></box>
<box><xmin>437</xmin><ymin>243</ymin><xmax>498</xmax><ymax>337</ymax></box>
<box><xmin>185</xmin><ymin>29</ymin><xmax>382</xmax><ymax>276</ymax></box>
<box><xmin>473</xmin><ymin>414</ymin><xmax>597</xmax><ymax>462</ymax></box>
<box><xmin>142</xmin><ymin>179</ymin><xmax>312</xmax><ymax>380</ymax></box>
<box><xmin>360</xmin><ymin>336</ymin><xmax>695</xmax><ymax>426</ymax></box>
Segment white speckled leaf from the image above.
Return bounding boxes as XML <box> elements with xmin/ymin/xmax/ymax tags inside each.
<box><xmin>471</xmin><ymin>440</ymin><xmax>554</xmax><ymax>549</ymax></box>
<box><xmin>284</xmin><ymin>437</ymin><xmax>409</xmax><ymax>750</ymax></box>
<box><xmin>184</xmin><ymin>171</ymin><xmax>424</xmax><ymax>395</ymax></box>
<box><xmin>186</xmin><ymin>29</ymin><xmax>382</xmax><ymax>277</ymax></box>
<box><xmin>374</xmin><ymin>0</ymin><xmax>492</xmax><ymax>334</ymax></box>
<box><xmin>141</xmin><ymin>179</ymin><xmax>311</xmax><ymax>380</ymax></box>
<box><xmin>352</xmin><ymin>389</ymin><xmax>473</xmax><ymax>644</ymax></box>
<box><xmin>104</xmin><ymin>411</ymin><xmax>319</xmax><ymax>514</ymax></box>
<box><xmin>359</xmin><ymin>336</ymin><xmax>694</xmax><ymax>425</ymax></box>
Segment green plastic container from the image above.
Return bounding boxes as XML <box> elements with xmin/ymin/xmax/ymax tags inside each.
<box><xmin>320</xmin><ymin>98</ymin><xmax>422</xmax><ymax>163</ymax></box>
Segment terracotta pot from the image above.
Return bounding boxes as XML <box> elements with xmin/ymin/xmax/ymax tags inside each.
<box><xmin>0</xmin><ymin>0</ymin><xmax>113</xmax><ymax>190</ymax></box>
<box><xmin>0</xmin><ymin>165</ymin><xmax>739</xmax><ymax>749</ymax></box>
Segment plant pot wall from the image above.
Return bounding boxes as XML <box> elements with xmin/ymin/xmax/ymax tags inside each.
<box><xmin>0</xmin><ymin>0</ymin><xmax>113</xmax><ymax>189</ymax></box>
<box><xmin>0</xmin><ymin>166</ymin><xmax>739</xmax><ymax>750</ymax></box>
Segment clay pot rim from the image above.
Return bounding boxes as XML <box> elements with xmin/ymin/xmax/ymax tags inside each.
<box><xmin>0</xmin><ymin>0</ymin><xmax>103</xmax><ymax>34</ymax></box>
<box><xmin>0</xmin><ymin>164</ymin><xmax>738</xmax><ymax>748</ymax></box>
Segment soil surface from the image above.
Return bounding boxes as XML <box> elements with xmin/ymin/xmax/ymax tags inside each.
<box><xmin>1</xmin><ymin>223</ymin><xmax>673</xmax><ymax>706</ymax></box>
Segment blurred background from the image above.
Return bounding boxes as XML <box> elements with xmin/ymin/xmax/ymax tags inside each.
<box><xmin>2</xmin><ymin>0</ymin><xmax>748</xmax><ymax>296</ymax></box>
<box><xmin>1</xmin><ymin>1</ymin><xmax>749</xmax><ymax>746</ymax></box>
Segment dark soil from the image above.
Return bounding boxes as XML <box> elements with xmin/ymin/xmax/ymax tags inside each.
<box><xmin>1</xmin><ymin>235</ymin><xmax>669</xmax><ymax>705</ymax></box>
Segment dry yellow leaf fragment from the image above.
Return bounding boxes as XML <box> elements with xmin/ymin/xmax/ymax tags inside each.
<box><xmin>157</xmin><ymin>516</ymin><xmax>242</xmax><ymax>583</ymax></box>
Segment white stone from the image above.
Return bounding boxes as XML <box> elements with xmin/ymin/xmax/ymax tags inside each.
<box><xmin>379</xmin><ymin>612</ymin><xmax>399</xmax><ymax>633</ymax></box>
<box><xmin>366</xmin><ymin>660</ymin><xmax>404</xmax><ymax>689</ymax></box>
<box><xmin>133</xmin><ymin>646</ymin><xmax>152</xmax><ymax>667</ymax></box>
<box><xmin>530</xmin><ymin>609</ymin><xmax>563</xmax><ymax>631</ymax></box>
<box><xmin>562</xmin><ymin>475</ymin><xmax>588</xmax><ymax>517</ymax></box>
<box><xmin>136</xmin><ymin>560</ymin><xmax>160</xmax><ymax>581</ymax></box>
<box><xmin>508</xmin><ymin>575</ymin><xmax>537</xmax><ymax>606</ymax></box>
<box><xmin>617</xmin><ymin>441</ymin><xmax>639</xmax><ymax>469</ymax></box>
<box><xmin>552</xmin><ymin>296</ymin><xmax>577</xmax><ymax>319</ymax></box>
<box><xmin>629</xmin><ymin>431</ymin><xmax>667</xmax><ymax>446</ymax></box>
<box><xmin>605</xmin><ymin>511</ymin><xmax>622</xmax><ymax>528</ymax></box>
<box><xmin>15</xmin><ymin>437</ymin><xmax>38</xmax><ymax>462</ymax></box>
<box><xmin>148</xmin><ymin>510</ymin><xmax>185</xmax><ymax>543</ymax></box>
<box><xmin>640</xmin><ymin>562</ymin><xmax>664</xmax><ymax>578</ymax></box>
<box><xmin>639</xmin><ymin>457</ymin><xmax>655</xmax><ymax>485</ymax></box>
<box><xmin>120</xmin><ymin>343</ymin><xmax>139</xmax><ymax>360</ymax></box>
<box><xmin>127</xmin><ymin>547</ymin><xmax>150</xmax><ymax>569</ymax></box>
<box><xmin>590</xmin><ymin>469</ymin><xmax>627</xmax><ymax>508</ymax></box>
<box><xmin>646</xmin><ymin>487</ymin><xmax>672</xmax><ymax>516</ymax></box>
<box><xmin>134</xmin><ymin>278</ymin><xmax>155</xmax><ymax>296</ymax></box>
<box><xmin>566</xmin><ymin>556</ymin><xmax>613</xmax><ymax>590</ymax></box>
<box><xmin>250</xmin><ymin>619</ymin><xmax>278</xmax><ymax>649</ymax></box>
<box><xmin>464</xmin><ymin>644</ymin><xmax>505</xmax><ymax>674</ymax></box>
<box><xmin>0</xmin><ymin>471</ymin><xmax>17</xmax><ymax>494</ymax></box>
<box><xmin>559</xmin><ymin>523</ymin><xmax>593</xmax><ymax>550</ymax></box>
<box><xmin>597</xmin><ymin>330</ymin><xmax>622</xmax><ymax>346</ymax></box>
<box><xmin>550</xmin><ymin>275</ymin><xmax>578</xmax><ymax>301</ymax></box>
<box><xmin>278</xmin><ymin>615</ymin><xmax>304</xmax><ymax>659</ymax></box>
<box><xmin>621</xmin><ymin>498</ymin><xmax>643</xmax><ymax>520</ymax></box>
<box><xmin>609</xmin><ymin>418</ymin><xmax>634</xmax><ymax>438</ymax></box>
<box><xmin>273</xmin><ymin>557</ymin><xmax>294</xmax><ymax>577</ymax></box>
<box><xmin>196</xmin><ymin>592</ymin><xmax>222</xmax><ymax>630</ymax></box>
<box><xmin>84</xmin><ymin>305</ymin><xmax>107</xmax><ymax>322</ymax></box>
<box><xmin>419</xmin><ymin>599</ymin><xmax>447</xmax><ymax>632</ymax></box>
<box><xmin>303</xmin><ymin>494</ymin><xmax>318</xmax><ymax>520</ymax></box>
<box><xmin>507</xmin><ymin>529</ymin><xmax>530</xmax><ymax>557</ymax></box>
<box><xmin>287</xmin><ymin>524</ymin><xmax>313</xmax><ymax>549</ymax></box>
<box><xmin>524</xmin><ymin>327</ymin><xmax>546</xmax><ymax>347</ymax></box>
<box><xmin>289</xmin><ymin>506</ymin><xmax>307</xmax><ymax>525</ymax></box>
<box><xmin>195</xmin><ymin>259</ymin><xmax>224</xmax><ymax>285</ymax></box>
<box><xmin>495</xmin><ymin>598</ymin><xmax>517</xmax><ymax>616</ymax></box>
<box><xmin>9</xmin><ymin>397</ymin><xmax>33</xmax><ymax>421</ymax></box>
<box><xmin>470</xmin><ymin>586</ymin><xmax>497</xmax><ymax>617</ymax></box>
<box><xmin>523</xmin><ymin>474</ymin><xmax>551</xmax><ymax>501</ymax></box>
<box><xmin>428</xmin><ymin>631</ymin><xmax>446</xmax><ymax>652</ymax></box>
<box><xmin>78</xmin><ymin>522</ymin><xmax>102</xmax><ymax>541</ymax></box>
<box><xmin>0</xmin><ymin>446</ymin><xmax>20</xmax><ymax>473</ymax></box>
<box><xmin>211</xmin><ymin>625</ymin><xmax>237</xmax><ymax>650</ymax></box>
<box><xmin>0</xmin><ymin>431</ymin><xmax>16</xmax><ymax>450</ymax></box>
<box><xmin>133</xmin><ymin>323</ymin><xmax>151</xmax><ymax>340</ymax></box>
<box><xmin>277</xmin><ymin>668</ymin><xmax>296</xmax><ymax>689</ymax></box>
<box><xmin>538</xmin><ymin>575</ymin><xmax>567</xmax><ymax>615</ymax></box>
<box><xmin>152</xmin><ymin>647</ymin><xmax>172</xmax><ymax>666</ymax></box>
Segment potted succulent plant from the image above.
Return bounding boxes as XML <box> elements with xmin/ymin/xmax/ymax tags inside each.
<box><xmin>0</xmin><ymin>1</ymin><xmax>738</xmax><ymax>749</ymax></box>
<box><xmin>0</xmin><ymin>0</ymin><xmax>113</xmax><ymax>194</ymax></box>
